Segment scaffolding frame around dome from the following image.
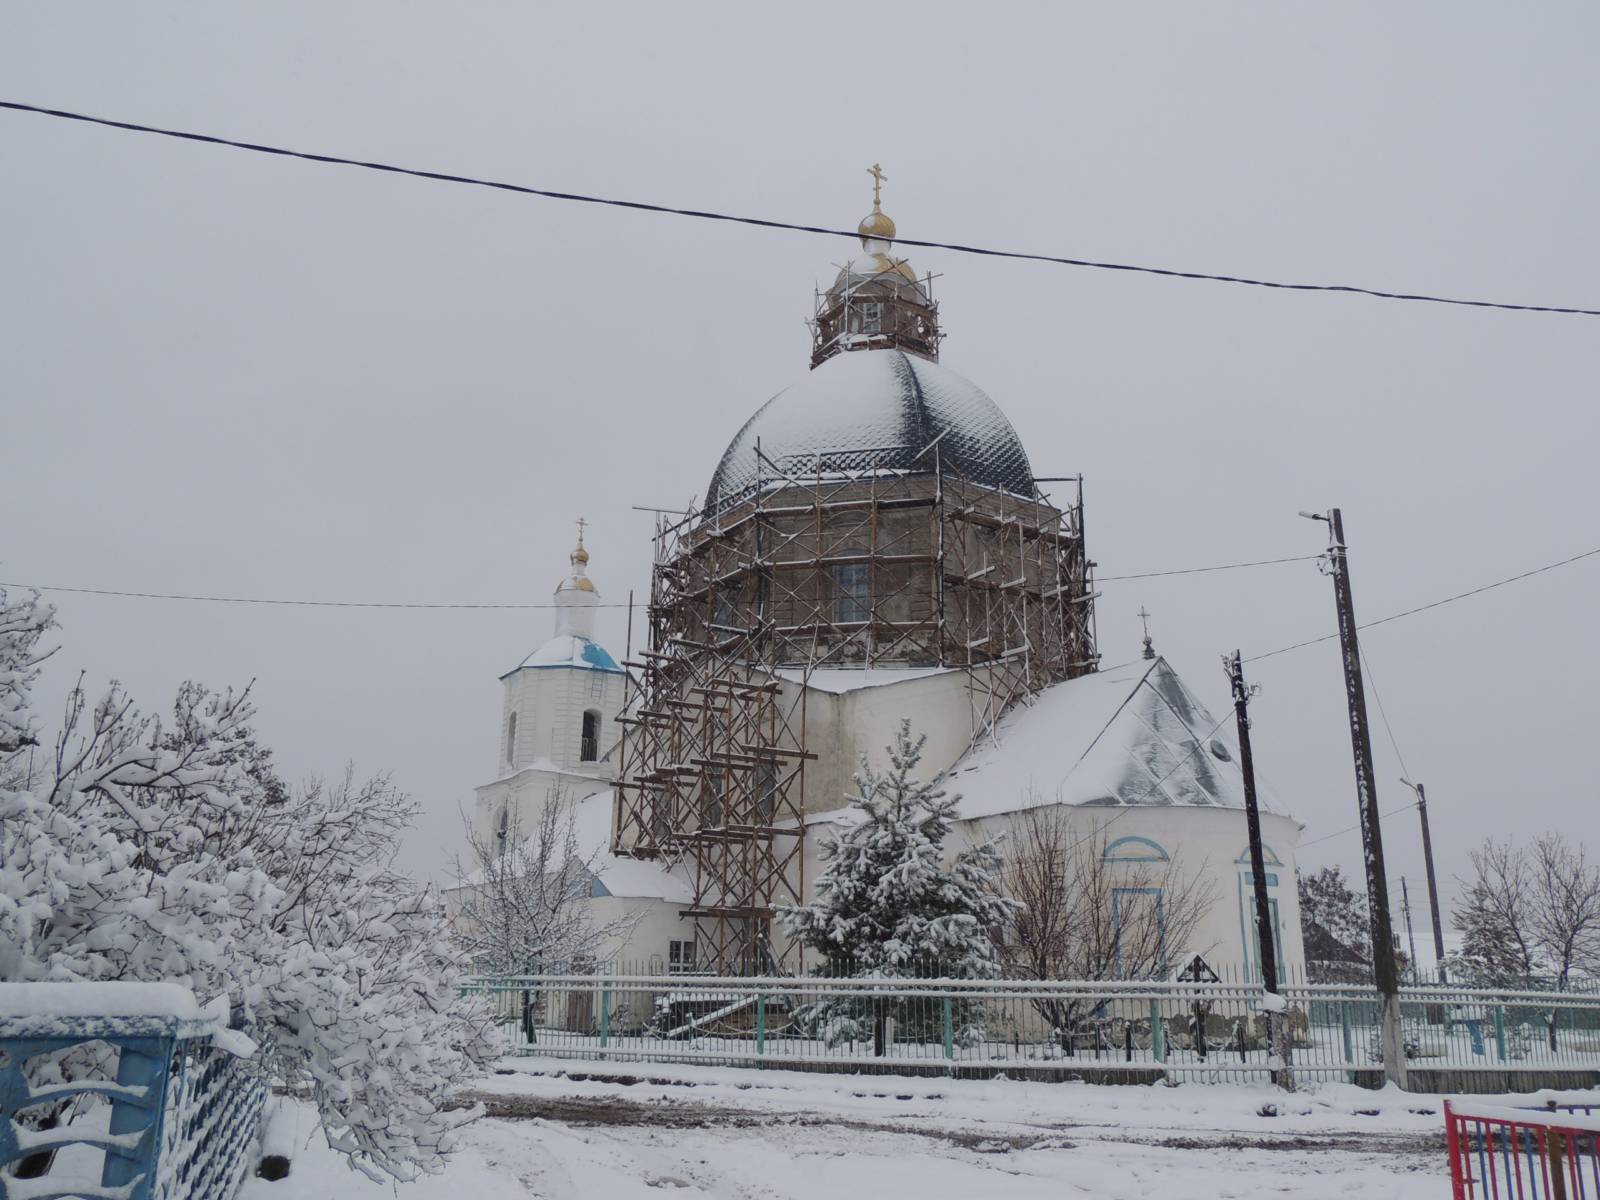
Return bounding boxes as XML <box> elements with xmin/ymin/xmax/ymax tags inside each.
<box><xmin>613</xmin><ymin>441</ymin><xmax>1098</xmax><ymax>971</ymax></box>
<box><xmin>808</xmin><ymin>254</ymin><xmax>943</xmax><ymax>368</ymax></box>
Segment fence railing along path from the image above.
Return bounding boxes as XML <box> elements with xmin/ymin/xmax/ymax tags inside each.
<box><xmin>460</xmin><ymin>969</ymin><xmax>1600</xmax><ymax>1084</ymax></box>
<box><xmin>0</xmin><ymin>982</ymin><xmax>265</xmax><ymax>1200</ymax></box>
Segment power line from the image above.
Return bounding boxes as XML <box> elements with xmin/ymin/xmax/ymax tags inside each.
<box><xmin>0</xmin><ymin>583</ymin><xmax>622</xmax><ymax>610</ymax></box>
<box><xmin>1299</xmin><ymin>801</ymin><xmax>1421</xmax><ymax>851</ymax></box>
<box><xmin>0</xmin><ymin>551</ymin><xmax>1319</xmax><ymax>610</ymax></box>
<box><xmin>1358</xmin><ymin>643</ymin><xmax>1412</xmax><ymax>782</ymax></box>
<box><xmin>1246</xmin><ymin>544</ymin><xmax>1600</xmax><ymax>663</ymax></box>
<box><xmin>1098</xmin><ymin>554</ymin><xmax>1319</xmax><ymax>582</ymax></box>
<box><xmin>3</xmin><ymin>98</ymin><xmax>1598</xmax><ymax>319</ymax></box>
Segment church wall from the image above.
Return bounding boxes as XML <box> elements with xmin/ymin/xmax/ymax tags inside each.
<box><xmin>795</xmin><ymin>668</ymin><xmax>987</xmax><ymax>818</ymax></box>
<box><xmin>958</xmin><ymin>805</ymin><xmax>1306</xmax><ymax>981</ymax></box>
<box><xmin>472</xmin><ymin>767</ymin><xmax>613</xmax><ymax>847</ymax></box>
<box><xmin>499</xmin><ymin>665</ymin><xmax>624</xmax><ymax>777</ymax></box>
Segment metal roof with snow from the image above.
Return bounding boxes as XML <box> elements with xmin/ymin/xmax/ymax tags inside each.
<box><xmin>704</xmin><ymin>348</ymin><xmax>1037</xmax><ymax>512</ymax></box>
<box><xmin>502</xmin><ymin>633</ymin><xmax>623</xmax><ymax>678</ymax></box>
<box><xmin>948</xmin><ymin>656</ymin><xmax>1289</xmax><ymax>819</ymax></box>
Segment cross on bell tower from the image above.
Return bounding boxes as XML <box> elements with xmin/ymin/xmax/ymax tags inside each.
<box><xmin>1138</xmin><ymin>606</ymin><xmax>1156</xmax><ymax>660</ymax></box>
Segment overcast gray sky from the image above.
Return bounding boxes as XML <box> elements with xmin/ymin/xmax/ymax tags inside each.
<box><xmin>3</xmin><ymin>4</ymin><xmax>1596</xmax><ymax>936</ymax></box>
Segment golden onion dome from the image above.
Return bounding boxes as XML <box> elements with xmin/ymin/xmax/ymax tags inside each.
<box><xmin>858</xmin><ymin>206</ymin><xmax>896</xmax><ymax>243</ymax></box>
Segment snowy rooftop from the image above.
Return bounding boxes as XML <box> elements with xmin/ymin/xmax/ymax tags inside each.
<box><xmin>947</xmin><ymin>656</ymin><xmax>1287</xmax><ymax>819</ymax></box>
<box><xmin>704</xmin><ymin>349</ymin><xmax>1036</xmax><ymax>512</ymax></box>
<box><xmin>573</xmin><ymin>790</ymin><xmax>692</xmax><ymax>903</ymax></box>
<box><xmin>453</xmin><ymin>790</ymin><xmax>690</xmax><ymax>903</ymax></box>
<box><xmin>504</xmin><ymin>633</ymin><xmax>622</xmax><ymax>677</ymax></box>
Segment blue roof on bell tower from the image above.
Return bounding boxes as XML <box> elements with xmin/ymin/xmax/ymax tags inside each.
<box><xmin>502</xmin><ymin>633</ymin><xmax>623</xmax><ymax>678</ymax></box>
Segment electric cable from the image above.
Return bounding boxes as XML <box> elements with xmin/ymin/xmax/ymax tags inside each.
<box><xmin>0</xmin><ymin>550</ymin><xmax>1321</xmax><ymax>610</ymax></box>
<box><xmin>1246</xmin><ymin>545</ymin><xmax>1600</xmax><ymax>663</ymax></box>
<box><xmin>3</xmin><ymin>99</ymin><xmax>1597</xmax><ymax>318</ymax></box>
<box><xmin>1358</xmin><ymin>643</ymin><xmax>1413</xmax><ymax>782</ymax></box>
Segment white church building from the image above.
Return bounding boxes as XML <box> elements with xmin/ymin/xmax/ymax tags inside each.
<box><xmin>457</xmin><ymin>176</ymin><xmax>1306</xmax><ymax>982</ymax></box>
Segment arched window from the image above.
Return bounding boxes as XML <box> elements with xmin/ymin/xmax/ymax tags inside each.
<box><xmin>505</xmin><ymin>712</ymin><xmax>517</xmax><ymax>766</ymax></box>
<box><xmin>834</xmin><ymin>563</ymin><xmax>870</xmax><ymax>623</ymax></box>
<box><xmin>580</xmin><ymin>709</ymin><xmax>600</xmax><ymax>763</ymax></box>
<box><xmin>1104</xmin><ymin>836</ymin><xmax>1169</xmax><ymax>862</ymax></box>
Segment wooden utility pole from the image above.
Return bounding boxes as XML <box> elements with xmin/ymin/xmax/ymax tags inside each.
<box><xmin>1301</xmin><ymin>507</ymin><xmax>1406</xmax><ymax>1086</ymax></box>
<box><xmin>1401</xmin><ymin>778</ymin><xmax>1447</xmax><ymax>981</ymax></box>
<box><xmin>1225</xmin><ymin>650</ymin><xmax>1292</xmax><ymax>1090</ymax></box>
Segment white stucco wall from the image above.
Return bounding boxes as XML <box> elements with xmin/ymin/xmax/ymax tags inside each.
<box><xmin>789</xmin><ymin>665</ymin><xmax>993</xmax><ymax>817</ymax></box>
<box><xmin>497</xmin><ymin>663</ymin><xmax>624</xmax><ymax>777</ymax></box>
<box><xmin>959</xmin><ymin>805</ymin><xmax>1305</xmax><ymax>981</ymax></box>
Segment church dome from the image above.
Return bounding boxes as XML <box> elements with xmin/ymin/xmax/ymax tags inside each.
<box><xmin>705</xmin><ymin>348</ymin><xmax>1037</xmax><ymax>512</ymax></box>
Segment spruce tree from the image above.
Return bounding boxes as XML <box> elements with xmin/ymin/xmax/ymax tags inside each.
<box><xmin>779</xmin><ymin>720</ymin><xmax>1017</xmax><ymax>1052</ymax></box>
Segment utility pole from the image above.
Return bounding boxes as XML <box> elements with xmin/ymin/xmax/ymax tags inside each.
<box><xmin>1401</xmin><ymin>778</ymin><xmax>1447</xmax><ymax>982</ymax></box>
<box><xmin>1401</xmin><ymin>877</ymin><xmax>1418</xmax><ymax>983</ymax></box>
<box><xmin>1225</xmin><ymin>650</ymin><xmax>1292</xmax><ymax>1090</ymax></box>
<box><xmin>1300</xmin><ymin>507</ymin><xmax>1406</xmax><ymax>1086</ymax></box>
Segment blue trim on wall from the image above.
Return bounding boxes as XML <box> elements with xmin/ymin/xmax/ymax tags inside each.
<box><xmin>1104</xmin><ymin>835</ymin><xmax>1170</xmax><ymax>862</ymax></box>
<box><xmin>1234</xmin><ymin>843</ymin><xmax>1283</xmax><ymax>866</ymax></box>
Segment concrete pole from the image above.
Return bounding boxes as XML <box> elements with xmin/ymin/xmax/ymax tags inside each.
<box><xmin>1305</xmin><ymin>507</ymin><xmax>1407</xmax><ymax>1087</ymax></box>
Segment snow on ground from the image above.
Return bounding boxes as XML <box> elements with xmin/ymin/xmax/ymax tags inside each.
<box><xmin>241</xmin><ymin>1056</ymin><xmax>1462</xmax><ymax>1199</ymax></box>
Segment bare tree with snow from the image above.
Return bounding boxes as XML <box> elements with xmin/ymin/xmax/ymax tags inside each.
<box><xmin>1003</xmin><ymin>803</ymin><xmax>1214</xmax><ymax>1047</ymax></box>
<box><xmin>0</xmin><ymin>587</ymin><xmax>501</xmax><ymax>1184</ymax></box>
<box><xmin>450</xmin><ymin>789</ymin><xmax>639</xmax><ymax>974</ymax></box>
<box><xmin>1528</xmin><ymin>834</ymin><xmax>1600</xmax><ymax>989</ymax></box>
<box><xmin>1453</xmin><ymin>834</ymin><xmax>1600</xmax><ymax>990</ymax></box>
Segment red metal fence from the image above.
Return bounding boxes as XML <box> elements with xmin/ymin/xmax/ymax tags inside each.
<box><xmin>1447</xmin><ymin>1099</ymin><xmax>1600</xmax><ymax>1199</ymax></box>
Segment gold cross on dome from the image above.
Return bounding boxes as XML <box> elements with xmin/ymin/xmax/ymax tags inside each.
<box><xmin>575</xmin><ymin>516</ymin><xmax>588</xmax><ymax>548</ymax></box>
<box><xmin>867</xmin><ymin>163</ymin><xmax>887</xmax><ymax>207</ymax></box>
<box><xmin>1137</xmin><ymin>606</ymin><xmax>1151</xmax><ymax>638</ymax></box>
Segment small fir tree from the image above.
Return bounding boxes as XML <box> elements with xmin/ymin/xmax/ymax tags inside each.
<box><xmin>779</xmin><ymin>721</ymin><xmax>1017</xmax><ymax>1053</ymax></box>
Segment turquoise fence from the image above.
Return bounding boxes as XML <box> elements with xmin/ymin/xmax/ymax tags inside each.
<box><xmin>0</xmin><ymin>983</ymin><xmax>265</xmax><ymax>1200</ymax></box>
<box><xmin>460</xmin><ymin>968</ymin><xmax>1600</xmax><ymax>1084</ymax></box>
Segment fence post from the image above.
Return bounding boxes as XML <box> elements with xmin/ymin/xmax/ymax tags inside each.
<box><xmin>1442</xmin><ymin>1100</ymin><xmax>1465</xmax><ymax>1200</ymax></box>
<box><xmin>942</xmin><ymin>997</ymin><xmax>954</xmax><ymax>1060</ymax></box>
<box><xmin>1150</xmin><ymin>1000</ymin><xmax>1165</xmax><ymax>1063</ymax></box>
<box><xmin>1494</xmin><ymin>1006</ymin><xmax>1507</xmax><ymax>1062</ymax></box>
<box><xmin>756</xmin><ymin>992</ymin><xmax>766</xmax><ymax>1057</ymax></box>
<box><xmin>599</xmin><ymin>985</ymin><xmax>611</xmax><ymax>1050</ymax></box>
<box><xmin>1340</xmin><ymin>1003</ymin><xmax>1353</xmax><ymax>1064</ymax></box>
<box><xmin>101</xmin><ymin>1036</ymin><xmax>174</xmax><ymax>1192</ymax></box>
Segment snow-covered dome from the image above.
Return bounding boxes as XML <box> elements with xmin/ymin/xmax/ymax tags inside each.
<box><xmin>705</xmin><ymin>349</ymin><xmax>1037</xmax><ymax>512</ymax></box>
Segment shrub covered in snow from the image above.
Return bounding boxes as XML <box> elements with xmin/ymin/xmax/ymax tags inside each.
<box><xmin>0</xmin><ymin>588</ymin><xmax>500</xmax><ymax>1182</ymax></box>
<box><xmin>779</xmin><ymin>721</ymin><xmax>1017</xmax><ymax>1052</ymax></box>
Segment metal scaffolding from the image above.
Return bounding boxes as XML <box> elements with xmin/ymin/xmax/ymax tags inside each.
<box><xmin>615</xmin><ymin>440</ymin><xmax>1097</xmax><ymax>972</ymax></box>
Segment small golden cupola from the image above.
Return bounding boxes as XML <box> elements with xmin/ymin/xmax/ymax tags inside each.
<box><xmin>552</xmin><ymin>518</ymin><xmax>600</xmax><ymax>639</ymax></box>
<box><xmin>809</xmin><ymin>163</ymin><xmax>943</xmax><ymax>368</ymax></box>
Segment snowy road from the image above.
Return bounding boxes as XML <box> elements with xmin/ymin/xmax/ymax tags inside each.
<box><xmin>243</xmin><ymin>1058</ymin><xmax>1453</xmax><ymax>1199</ymax></box>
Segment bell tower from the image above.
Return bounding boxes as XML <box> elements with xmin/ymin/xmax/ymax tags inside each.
<box><xmin>808</xmin><ymin>163</ymin><xmax>943</xmax><ymax>368</ymax></box>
